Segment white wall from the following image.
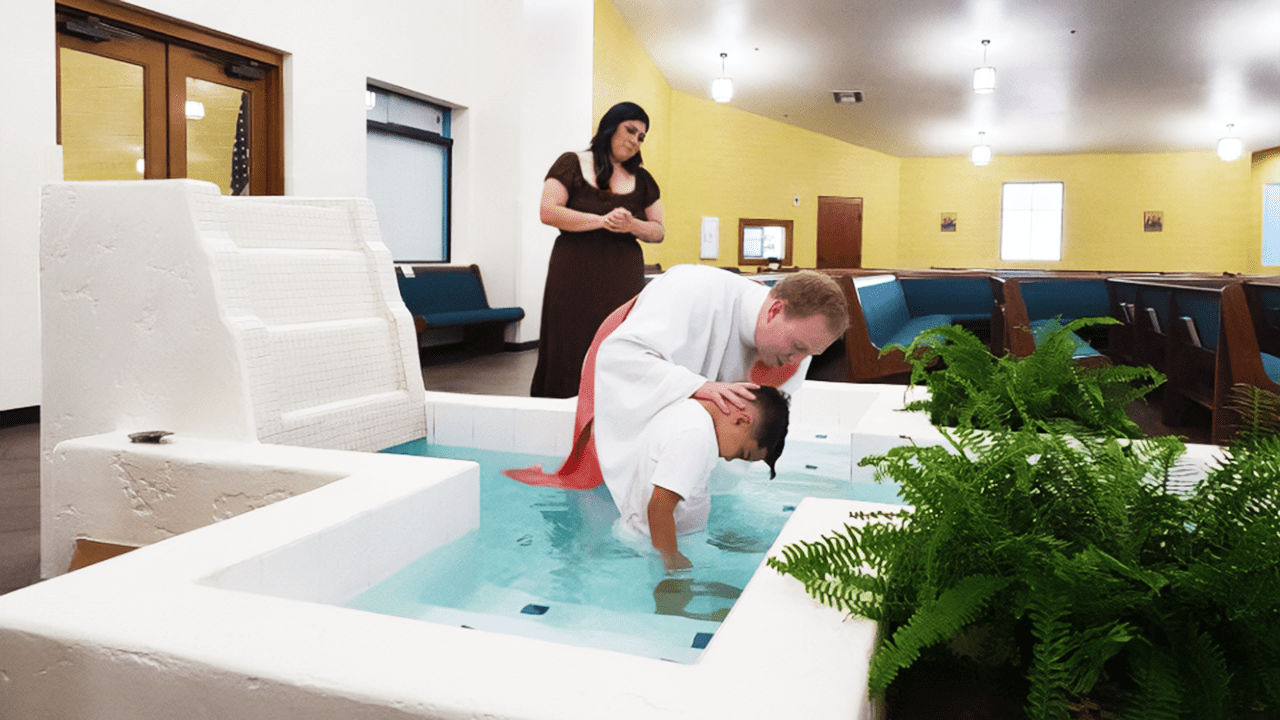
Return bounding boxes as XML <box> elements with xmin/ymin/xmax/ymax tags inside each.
<box><xmin>0</xmin><ymin>0</ymin><xmax>593</xmax><ymax>412</ymax></box>
<box><xmin>0</xmin><ymin>1</ymin><xmax>59</xmax><ymax>413</ymax></box>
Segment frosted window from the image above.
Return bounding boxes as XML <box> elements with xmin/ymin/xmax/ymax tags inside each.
<box><xmin>367</xmin><ymin>130</ymin><xmax>447</xmax><ymax>262</ymax></box>
<box><xmin>1001</xmin><ymin>182</ymin><xmax>1063</xmax><ymax>261</ymax></box>
<box><xmin>366</xmin><ymin>85</ymin><xmax>451</xmax><ymax>262</ymax></box>
<box><xmin>1264</xmin><ymin>184</ymin><xmax>1280</xmax><ymax>267</ymax></box>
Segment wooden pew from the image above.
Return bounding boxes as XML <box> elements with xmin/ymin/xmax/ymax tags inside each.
<box><xmin>1160</xmin><ymin>281</ymin><xmax>1229</xmax><ymax>436</ymax></box>
<box><xmin>989</xmin><ymin>276</ymin><xmax>1112</xmax><ymax>367</ymax></box>
<box><xmin>1216</xmin><ymin>279</ymin><xmax>1280</xmax><ymax>436</ymax></box>
<box><xmin>828</xmin><ymin>273</ymin><xmax>916</xmax><ymax>382</ymax></box>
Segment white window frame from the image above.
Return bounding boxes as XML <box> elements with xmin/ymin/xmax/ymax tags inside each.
<box><xmin>1000</xmin><ymin>182</ymin><xmax>1064</xmax><ymax>261</ymax></box>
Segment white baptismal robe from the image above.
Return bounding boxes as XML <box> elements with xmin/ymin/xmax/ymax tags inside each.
<box><xmin>593</xmin><ymin>264</ymin><xmax>810</xmax><ymax>492</ymax></box>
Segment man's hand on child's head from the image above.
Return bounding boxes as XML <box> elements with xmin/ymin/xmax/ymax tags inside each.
<box><xmin>694</xmin><ymin>381</ymin><xmax>758</xmax><ymax>414</ymax></box>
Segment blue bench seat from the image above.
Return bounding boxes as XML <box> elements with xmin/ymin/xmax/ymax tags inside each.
<box><xmin>855</xmin><ymin>275</ymin><xmax>954</xmax><ymax>349</ymax></box>
<box><xmin>396</xmin><ymin>264</ymin><xmax>524</xmax><ymax>354</ymax></box>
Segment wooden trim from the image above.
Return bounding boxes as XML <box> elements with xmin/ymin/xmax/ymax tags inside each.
<box><xmin>69</xmin><ymin>538</ymin><xmax>139</xmax><ymax>572</ymax></box>
<box><xmin>57</xmin><ymin>0</ymin><xmax>285</xmax><ymax>195</ymax></box>
<box><xmin>58</xmin><ymin>0</ymin><xmax>285</xmax><ymax>65</ymax></box>
<box><xmin>737</xmin><ymin>218</ymin><xmax>794</xmax><ymax>267</ymax></box>
<box><xmin>56</xmin><ymin>29</ymin><xmax>168</xmax><ymax>178</ymax></box>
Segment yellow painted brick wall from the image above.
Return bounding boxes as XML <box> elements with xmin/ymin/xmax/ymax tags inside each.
<box><xmin>899</xmin><ymin>152</ymin><xmax>1255</xmax><ymax>273</ymax></box>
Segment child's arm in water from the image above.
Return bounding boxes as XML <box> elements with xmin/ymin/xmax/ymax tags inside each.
<box><xmin>647</xmin><ymin>486</ymin><xmax>691</xmax><ymax>571</ymax></box>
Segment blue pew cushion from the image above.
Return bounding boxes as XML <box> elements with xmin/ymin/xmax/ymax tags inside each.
<box><xmin>396</xmin><ymin>269</ymin><xmax>524</xmax><ymax>330</ymax></box>
<box><xmin>884</xmin><ymin>315</ymin><xmax>953</xmax><ymax>349</ymax></box>
<box><xmin>418</xmin><ymin>307</ymin><xmax>526</xmax><ymax>328</ymax></box>
<box><xmin>1021</xmin><ymin>280</ymin><xmax>1110</xmax><ymax>322</ymax></box>
<box><xmin>1029</xmin><ymin>319</ymin><xmax>1103</xmax><ymax>359</ymax></box>
<box><xmin>900</xmin><ymin>277</ymin><xmax>993</xmax><ymax>323</ymax></box>
<box><xmin>1262</xmin><ymin>352</ymin><xmax>1280</xmax><ymax>384</ymax></box>
<box><xmin>856</xmin><ymin>277</ymin><xmax>913</xmax><ymax>348</ymax></box>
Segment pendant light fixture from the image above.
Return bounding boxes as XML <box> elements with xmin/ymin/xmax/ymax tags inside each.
<box><xmin>712</xmin><ymin>52</ymin><xmax>734</xmax><ymax>103</ymax></box>
<box><xmin>971</xmin><ymin>132</ymin><xmax>992</xmax><ymax>166</ymax></box>
<box><xmin>1217</xmin><ymin>124</ymin><xmax>1243</xmax><ymax>162</ymax></box>
<box><xmin>973</xmin><ymin>40</ymin><xmax>996</xmax><ymax>94</ymax></box>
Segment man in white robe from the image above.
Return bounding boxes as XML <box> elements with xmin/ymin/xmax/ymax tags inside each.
<box><xmin>593</xmin><ymin>264</ymin><xmax>848</xmax><ymax>499</ymax></box>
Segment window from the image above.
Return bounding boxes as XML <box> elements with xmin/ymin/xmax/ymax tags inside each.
<box><xmin>1263</xmin><ymin>184</ymin><xmax>1280</xmax><ymax>266</ymax></box>
<box><xmin>366</xmin><ymin>85</ymin><xmax>452</xmax><ymax>263</ymax></box>
<box><xmin>737</xmin><ymin>218</ymin><xmax>794</xmax><ymax>267</ymax></box>
<box><xmin>1000</xmin><ymin>182</ymin><xmax>1063</xmax><ymax>261</ymax></box>
<box><xmin>56</xmin><ymin>1</ymin><xmax>283</xmax><ymax>195</ymax></box>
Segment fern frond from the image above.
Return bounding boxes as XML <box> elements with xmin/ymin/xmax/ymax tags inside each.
<box><xmin>867</xmin><ymin>574</ymin><xmax>1011</xmax><ymax>695</ymax></box>
<box><xmin>1026</xmin><ymin>596</ymin><xmax>1073</xmax><ymax>720</ymax></box>
<box><xmin>1121</xmin><ymin>644</ymin><xmax>1183</xmax><ymax>720</ymax></box>
<box><xmin>1178</xmin><ymin>625</ymin><xmax>1232</xmax><ymax>720</ymax></box>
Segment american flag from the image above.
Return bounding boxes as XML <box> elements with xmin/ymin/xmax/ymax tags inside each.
<box><xmin>230</xmin><ymin>92</ymin><xmax>249</xmax><ymax>195</ymax></box>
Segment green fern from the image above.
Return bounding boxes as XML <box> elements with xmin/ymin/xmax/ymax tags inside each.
<box><xmin>868</xmin><ymin>574</ymin><xmax>1011</xmax><ymax>695</ymax></box>
<box><xmin>1122</xmin><ymin>644</ymin><xmax>1183</xmax><ymax>720</ymax></box>
<box><xmin>892</xmin><ymin>319</ymin><xmax>1163</xmax><ymax>438</ymax></box>
<box><xmin>772</xmin><ymin>366</ymin><xmax>1280</xmax><ymax>718</ymax></box>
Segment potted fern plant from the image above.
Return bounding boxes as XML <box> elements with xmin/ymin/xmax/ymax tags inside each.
<box><xmin>769</xmin><ymin>321</ymin><xmax>1280</xmax><ymax>719</ymax></box>
<box><xmin>893</xmin><ymin>317</ymin><xmax>1164</xmax><ymax>438</ymax></box>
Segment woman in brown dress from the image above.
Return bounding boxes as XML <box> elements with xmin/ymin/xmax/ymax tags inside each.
<box><xmin>530</xmin><ymin>102</ymin><xmax>665</xmax><ymax>398</ymax></box>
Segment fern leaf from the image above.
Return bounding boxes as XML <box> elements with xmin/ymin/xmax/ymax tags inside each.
<box><xmin>1121</xmin><ymin>644</ymin><xmax>1183</xmax><ymax>720</ymax></box>
<box><xmin>1026</xmin><ymin>596</ymin><xmax>1073</xmax><ymax>720</ymax></box>
<box><xmin>867</xmin><ymin>574</ymin><xmax>1011</xmax><ymax>695</ymax></box>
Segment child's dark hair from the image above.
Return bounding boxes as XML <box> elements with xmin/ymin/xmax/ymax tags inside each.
<box><xmin>751</xmin><ymin>386</ymin><xmax>790</xmax><ymax>479</ymax></box>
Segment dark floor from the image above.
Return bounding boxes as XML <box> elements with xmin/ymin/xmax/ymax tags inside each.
<box><xmin>0</xmin><ymin>347</ymin><xmax>1211</xmax><ymax>596</ymax></box>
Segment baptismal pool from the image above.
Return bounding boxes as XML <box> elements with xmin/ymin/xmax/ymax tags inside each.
<box><xmin>350</xmin><ymin>436</ymin><xmax>904</xmax><ymax>664</ymax></box>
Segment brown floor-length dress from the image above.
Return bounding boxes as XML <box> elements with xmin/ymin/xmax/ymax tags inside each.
<box><xmin>530</xmin><ymin>152</ymin><xmax>661</xmax><ymax>398</ymax></box>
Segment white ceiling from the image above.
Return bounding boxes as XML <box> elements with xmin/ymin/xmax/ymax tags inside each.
<box><xmin>611</xmin><ymin>0</ymin><xmax>1280</xmax><ymax>158</ymax></box>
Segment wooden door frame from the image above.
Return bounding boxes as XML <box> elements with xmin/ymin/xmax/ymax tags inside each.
<box><xmin>56</xmin><ymin>0</ymin><xmax>284</xmax><ymax>194</ymax></box>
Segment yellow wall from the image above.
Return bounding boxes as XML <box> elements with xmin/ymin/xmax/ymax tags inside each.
<box><xmin>594</xmin><ymin>0</ymin><xmax>900</xmax><ymax>270</ymax></box>
<box><xmin>662</xmin><ymin>91</ymin><xmax>900</xmax><ymax>269</ymax></box>
<box><xmin>899</xmin><ymin>152</ymin><xmax>1254</xmax><ymax>273</ymax></box>
<box><xmin>596</xmin><ymin>0</ymin><xmax>1270</xmax><ymax>275</ymax></box>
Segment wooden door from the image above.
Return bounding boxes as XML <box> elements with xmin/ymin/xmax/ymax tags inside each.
<box><xmin>816</xmin><ymin>196</ymin><xmax>863</xmax><ymax>268</ymax></box>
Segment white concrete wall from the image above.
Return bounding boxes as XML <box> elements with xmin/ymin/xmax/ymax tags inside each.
<box><xmin>0</xmin><ymin>1</ymin><xmax>59</xmax><ymax>412</ymax></box>
<box><xmin>0</xmin><ymin>0</ymin><xmax>593</xmax><ymax>412</ymax></box>
<box><xmin>39</xmin><ymin>180</ymin><xmax>430</xmax><ymax>577</ymax></box>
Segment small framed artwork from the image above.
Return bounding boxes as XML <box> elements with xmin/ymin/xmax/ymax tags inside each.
<box><xmin>1144</xmin><ymin>211</ymin><xmax>1163</xmax><ymax>232</ymax></box>
<box><xmin>940</xmin><ymin>212</ymin><xmax>957</xmax><ymax>232</ymax></box>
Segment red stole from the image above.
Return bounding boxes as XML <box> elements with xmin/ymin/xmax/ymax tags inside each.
<box><xmin>502</xmin><ymin>300</ymin><xmax>800</xmax><ymax>490</ymax></box>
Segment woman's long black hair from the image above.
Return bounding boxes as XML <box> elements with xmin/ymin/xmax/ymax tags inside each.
<box><xmin>588</xmin><ymin>101</ymin><xmax>649</xmax><ymax>195</ymax></box>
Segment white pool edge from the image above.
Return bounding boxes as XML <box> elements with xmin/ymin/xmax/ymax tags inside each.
<box><xmin>1</xmin><ymin>428</ymin><xmax>886</xmax><ymax>719</ymax></box>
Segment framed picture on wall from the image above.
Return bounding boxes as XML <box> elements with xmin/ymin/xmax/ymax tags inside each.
<box><xmin>940</xmin><ymin>212</ymin><xmax>957</xmax><ymax>232</ymax></box>
<box><xmin>1144</xmin><ymin>211</ymin><xmax>1163</xmax><ymax>232</ymax></box>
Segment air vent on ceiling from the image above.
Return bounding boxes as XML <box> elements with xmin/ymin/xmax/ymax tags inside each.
<box><xmin>833</xmin><ymin>91</ymin><xmax>864</xmax><ymax>104</ymax></box>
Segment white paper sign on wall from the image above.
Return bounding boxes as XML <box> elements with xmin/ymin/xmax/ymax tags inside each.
<box><xmin>700</xmin><ymin>217</ymin><xmax>720</xmax><ymax>260</ymax></box>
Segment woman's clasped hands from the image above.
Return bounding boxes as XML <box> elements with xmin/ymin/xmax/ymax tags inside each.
<box><xmin>601</xmin><ymin>206</ymin><xmax>634</xmax><ymax>233</ymax></box>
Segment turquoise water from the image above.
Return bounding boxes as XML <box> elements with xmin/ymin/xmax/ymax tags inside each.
<box><xmin>350</xmin><ymin>437</ymin><xmax>903</xmax><ymax>663</ymax></box>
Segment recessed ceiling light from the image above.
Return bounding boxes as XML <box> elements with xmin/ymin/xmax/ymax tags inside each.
<box><xmin>832</xmin><ymin>91</ymin><xmax>864</xmax><ymax>104</ymax></box>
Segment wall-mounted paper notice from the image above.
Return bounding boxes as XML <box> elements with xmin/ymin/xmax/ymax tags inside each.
<box><xmin>700</xmin><ymin>217</ymin><xmax>720</xmax><ymax>260</ymax></box>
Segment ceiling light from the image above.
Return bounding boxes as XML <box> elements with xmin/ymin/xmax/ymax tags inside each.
<box><xmin>973</xmin><ymin>40</ymin><xmax>996</xmax><ymax>94</ymax></box>
<box><xmin>971</xmin><ymin>132</ymin><xmax>992</xmax><ymax>166</ymax></box>
<box><xmin>832</xmin><ymin>91</ymin><xmax>864</xmax><ymax>104</ymax></box>
<box><xmin>1217</xmin><ymin>124</ymin><xmax>1243</xmax><ymax>161</ymax></box>
<box><xmin>184</xmin><ymin>100</ymin><xmax>205</xmax><ymax>120</ymax></box>
<box><xmin>712</xmin><ymin>52</ymin><xmax>733</xmax><ymax>103</ymax></box>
